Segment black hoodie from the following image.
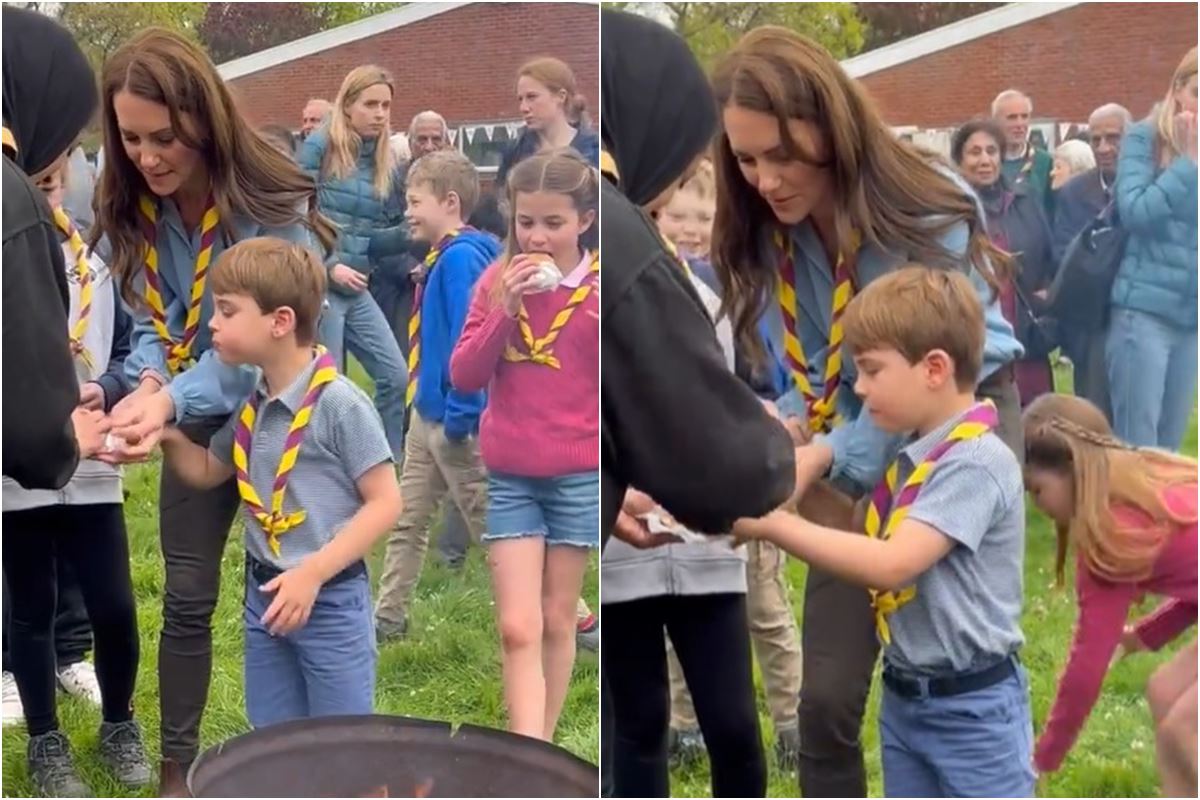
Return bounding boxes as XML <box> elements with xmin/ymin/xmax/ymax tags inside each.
<box><xmin>2</xmin><ymin>7</ymin><xmax>99</xmax><ymax>490</ymax></box>
<box><xmin>600</xmin><ymin>10</ymin><xmax>795</xmax><ymax>547</ymax></box>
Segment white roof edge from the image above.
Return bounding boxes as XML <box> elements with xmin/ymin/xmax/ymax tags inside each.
<box><xmin>217</xmin><ymin>1</ymin><xmax>476</xmax><ymax>80</ymax></box>
<box><xmin>842</xmin><ymin>2</ymin><xmax>1082</xmax><ymax>78</ymax></box>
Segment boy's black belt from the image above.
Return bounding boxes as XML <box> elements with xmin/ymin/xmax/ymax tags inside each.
<box><xmin>245</xmin><ymin>555</ymin><xmax>366</xmax><ymax>588</ymax></box>
<box><xmin>883</xmin><ymin>656</ymin><xmax>1017</xmax><ymax>699</ymax></box>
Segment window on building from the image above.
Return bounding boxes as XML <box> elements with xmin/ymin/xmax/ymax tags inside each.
<box><xmin>454</xmin><ymin>119</ymin><xmax>523</xmax><ymax>176</ymax></box>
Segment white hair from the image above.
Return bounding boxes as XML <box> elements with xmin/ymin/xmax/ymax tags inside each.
<box><xmin>991</xmin><ymin>89</ymin><xmax>1032</xmax><ymax>118</ymax></box>
<box><xmin>1054</xmin><ymin>139</ymin><xmax>1097</xmax><ymax>177</ymax></box>
<box><xmin>389</xmin><ymin>132</ymin><xmax>411</xmax><ymax>162</ymax></box>
<box><xmin>1088</xmin><ymin>103</ymin><xmax>1133</xmax><ymax>128</ymax></box>
<box><xmin>408</xmin><ymin>110</ymin><xmax>449</xmax><ymax>139</ymax></box>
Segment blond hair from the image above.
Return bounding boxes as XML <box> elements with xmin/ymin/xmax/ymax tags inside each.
<box><xmin>842</xmin><ymin>266</ymin><xmax>983</xmax><ymax>391</ymax></box>
<box><xmin>1023</xmin><ymin>394</ymin><xmax>1198</xmax><ymax>585</ymax></box>
<box><xmin>406</xmin><ymin>149</ymin><xmax>480</xmax><ymax>219</ymax></box>
<box><xmin>679</xmin><ymin>157</ymin><xmax>715</xmax><ymax>201</ymax></box>
<box><xmin>518</xmin><ymin>57</ymin><xmax>589</xmax><ymax>128</ymax></box>
<box><xmin>1156</xmin><ymin>47</ymin><xmax>1198</xmax><ymax>164</ymax></box>
<box><xmin>210</xmin><ymin>238</ymin><xmax>327</xmax><ymax>345</ymax></box>
<box><xmin>325</xmin><ymin>65</ymin><xmax>396</xmax><ymax>198</ymax></box>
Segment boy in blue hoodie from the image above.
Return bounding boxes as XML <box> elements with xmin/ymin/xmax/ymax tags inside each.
<box><xmin>374</xmin><ymin>150</ymin><xmax>500</xmax><ymax>641</ymax></box>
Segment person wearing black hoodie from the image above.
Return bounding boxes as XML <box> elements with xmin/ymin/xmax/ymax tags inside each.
<box><xmin>599</xmin><ymin>9</ymin><xmax>796</xmax><ymax>798</ymax></box>
<box><xmin>2</xmin><ymin>6</ymin><xmax>110</xmax><ymax>492</ymax></box>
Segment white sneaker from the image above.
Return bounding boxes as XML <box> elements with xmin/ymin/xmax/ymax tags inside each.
<box><xmin>2</xmin><ymin>670</ymin><xmax>24</xmax><ymax>727</ymax></box>
<box><xmin>57</xmin><ymin>661</ymin><xmax>102</xmax><ymax>706</ymax></box>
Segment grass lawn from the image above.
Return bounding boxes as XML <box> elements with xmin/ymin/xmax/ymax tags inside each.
<box><xmin>1</xmin><ymin>361</ymin><xmax>600</xmax><ymax>797</ymax></box>
<box><xmin>671</xmin><ymin>370</ymin><xmax>1198</xmax><ymax>798</ymax></box>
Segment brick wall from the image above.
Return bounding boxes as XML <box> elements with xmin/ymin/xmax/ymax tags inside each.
<box><xmin>227</xmin><ymin>2</ymin><xmax>598</xmax><ymax>131</ymax></box>
<box><xmin>858</xmin><ymin>3</ymin><xmax>1197</xmax><ymax>128</ymax></box>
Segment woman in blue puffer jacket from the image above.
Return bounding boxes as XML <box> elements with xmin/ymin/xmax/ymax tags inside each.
<box><xmin>298</xmin><ymin>65</ymin><xmax>409</xmax><ymax>459</ymax></box>
<box><xmin>1107</xmin><ymin>47</ymin><xmax>1198</xmax><ymax>450</ymax></box>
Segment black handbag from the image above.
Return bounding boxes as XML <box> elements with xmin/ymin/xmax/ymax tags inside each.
<box><xmin>1046</xmin><ymin>201</ymin><xmax>1127</xmax><ymax>329</ymax></box>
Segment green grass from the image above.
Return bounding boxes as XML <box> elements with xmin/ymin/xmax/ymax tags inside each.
<box><xmin>1</xmin><ymin>361</ymin><xmax>599</xmax><ymax>797</ymax></box>
<box><xmin>671</xmin><ymin>367</ymin><xmax>1197</xmax><ymax>798</ymax></box>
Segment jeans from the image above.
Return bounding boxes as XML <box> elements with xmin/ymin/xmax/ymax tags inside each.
<box><xmin>483</xmin><ymin>471</ymin><xmax>600</xmax><ymax>548</ymax></box>
<box><xmin>243</xmin><ymin>570</ymin><xmax>376</xmax><ymax>728</ymax></box>
<box><xmin>3</xmin><ymin>558</ymin><xmax>92</xmax><ymax>672</ymax></box>
<box><xmin>879</xmin><ymin>662</ymin><xmax>1035</xmax><ymax>798</ymax></box>
<box><xmin>1106</xmin><ymin>307</ymin><xmax>1198</xmax><ymax>450</ymax></box>
<box><xmin>319</xmin><ymin>289</ymin><xmax>409</xmax><ymax>461</ymax></box>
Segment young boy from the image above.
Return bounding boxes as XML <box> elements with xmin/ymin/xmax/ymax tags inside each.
<box><xmin>160</xmin><ymin>238</ymin><xmax>401</xmax><ymax>728</ymax></box>
<box><xmin>734</xmin><ymin>266</ymin><xmax>1033</xmax><ymax>798</ymax></box>
<box><xmin>373</xmin><ymin>149</ymin><xmax>500</xmax><ymax>641</ymax></box>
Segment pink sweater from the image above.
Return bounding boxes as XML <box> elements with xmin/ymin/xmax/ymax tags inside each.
<box><xmin>449</xmin><ymin>256</ymin><xmax>598</xmax><ymax>478</ymax></box>
<box><xmin>1034</xmin><ymin>483</ymin><xmax>1198</xmax><ymax>773</ymax></box>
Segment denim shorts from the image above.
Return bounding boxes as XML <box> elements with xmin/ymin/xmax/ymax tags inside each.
<box><xmin>483</xmin><ymin>470</ymin><xmax>599</xmax><ymax>548</ymax></box>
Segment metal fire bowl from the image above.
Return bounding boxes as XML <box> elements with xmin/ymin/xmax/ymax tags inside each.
<box><xmin>187</xmin><ymin>714</ymin><xmax>598</xmax><ymax>798</ymax></box>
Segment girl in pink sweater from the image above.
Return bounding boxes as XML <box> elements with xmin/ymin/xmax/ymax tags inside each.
<box><xmin>1023</xmin><ymin>394</ymin><xmax>1197</xmax><ymax>795</ymax></box>
<box><xmin>449</xmin><ymin>150</ymin><xmax>598</xmax><ymax>743</ymax></box>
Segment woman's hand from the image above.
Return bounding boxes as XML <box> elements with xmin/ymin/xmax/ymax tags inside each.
<box><xmin>1174</xmin><ymin>110</ymin><xmax>1197</xmax><ymax>162</ymax></box>
<box><xmin>331</xmin><ymin>264</ymin><xmax>369</xmax><ymax>293</ymax></box>
<box><xmin>101</xmin><ymin>389</ymin><xmax>175</xmax><ymax>463</ymax></box>
<box><xmin>500</xmin><ymin>254</ymin><xmax>551</xmax><ymax>317</ymax></box>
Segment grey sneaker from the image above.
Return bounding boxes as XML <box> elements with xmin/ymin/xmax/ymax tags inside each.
<box><xmin>376</xmin><ymin>615</ymin><xmax>408</xmax><ymax>644</ymax></box>
<box><xmin>774</xmin><ymin>724</ymin><xmax>800</xmax><ymax>772</ymax></box>
<box><xmin>27</xmin><ymin>730</ymin><xmax>88</xmax><ymax>797</ymax></box>
<box><xmin>667</xmin><ymin>726</ymin><xmax>706</xmax><ymax>767</ymax></box>
<box><xmin>98</xmin><ymin>720</ymin><xmax>152</xmax><ymax>787</ymax></box>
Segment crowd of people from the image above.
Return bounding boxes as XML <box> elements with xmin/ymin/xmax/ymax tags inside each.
<box><xmin>600</xmin><ymin>8</ymin><xmax>1196</xmax><ymax>799</ymax></box>
<box><xmin>1</xmin><ymin>6</ymin><xmax>599</xmax><ymax>797</ymax></box>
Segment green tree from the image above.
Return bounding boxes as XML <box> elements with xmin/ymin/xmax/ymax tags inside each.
<box><xmin>198</xmin><ymin>2</ymin><xmax>404</xmax><ymax>63</ymax></box>
<box><xmin>57</xmin><ymin>2</ymin><xmax>206</xmax><ymax>69</ymax></box>
<box><xmin>856</xmin><ymin>3</ymin><xmax>1002</xmax><ymax>52</ymax></box>
<box><xmin>603</xmin><ymin>2</ymin><xmax>866</xmax><ymax>66</ymax></box>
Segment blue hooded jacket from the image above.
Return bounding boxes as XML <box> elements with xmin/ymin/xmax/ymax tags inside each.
<box><xmin>297</xmin><ymin>125</ymin><xmax>407</xmax><ymax>293</ymax></box>
<box><xmin>414</xmin><ymin>228</ymin><xmax>502</xmax><ymax>438</ymax></box>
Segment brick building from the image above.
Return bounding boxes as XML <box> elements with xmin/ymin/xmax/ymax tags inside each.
<box><xmin>218</xmin><ymin>1</ymin><xmax>598</xmax><ymax>176</ymax></box>
<box><xmin>842</xmin><ymin>2</ymin><xmax>1197</xmax><ymax>153</ymax></box>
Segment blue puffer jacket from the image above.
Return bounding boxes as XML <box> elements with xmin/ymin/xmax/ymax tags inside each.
<box><xmin>297</xmin><ymin>125</ymin><xmax>408</xmax><ymax>294</ymax></box>
<box><xmin>1111</xmin><ymin>119</ymin><xmax>1198</xmax><ymax>329</ymax></box>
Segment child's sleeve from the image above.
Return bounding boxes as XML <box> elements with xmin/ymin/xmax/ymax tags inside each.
<box><xmin>449</xmin><ymin>263</ymin><xmax>517</xmax><ymax>393</ymax></box>
<box><xmin>1034</xmin><ymin>569</ymin><xmax>1137</xmax><ymax>773</ymax></box>
<box><xmin>1132</xmin><ymin>599</ymin><xmax>1198</xmax><ymax>652</ymax></box>
<box><xmin>95</xmin><ymin>280</ymin><xmax>133</xmax><ymax>412</ymax></box>
<box><xmin>438</xmin><ymin>251</ymin><xmax>488</xmax><ymax>441</ymax></box>
<box><xmin>331</xmin><ymin>386</ymin><xmax>394</xmax><ymax>481</ymax></box>
<box><xmin>897</xmin><ymin>456</ymin><xmax>1001</xmax><ymax>552</ymax></box>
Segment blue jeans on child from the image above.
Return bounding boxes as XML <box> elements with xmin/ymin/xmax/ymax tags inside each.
<box><xmin>243</xmin><ymin>564</ymin><xmax>376</xmax><ymax>728</ymax></box>
<box><xmin>879</xmin><ymin>659</ymin><xmax>1034</xmax><ymax>798</ymax></box>
<box><xmin>1106</xmin><ymin>307</ymin><xmax>1198</xmax><ymax>450</ymax></box>
<box><xmin>319</xmin><ymin>289</ymin><xmax>408</xmax><ymax>461</ymax></box>
<box><xmin>482</xmin><ymin>471</ymin><xmax>599</xmax><ymax>548</ymax></box>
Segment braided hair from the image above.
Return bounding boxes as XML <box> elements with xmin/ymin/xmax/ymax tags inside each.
<box><xmin>1024</xmin><ymin>395</ymin><xmax>1196</xmax><ymax>583</ymax></box>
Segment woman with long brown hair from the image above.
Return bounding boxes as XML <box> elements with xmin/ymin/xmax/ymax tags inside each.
<box><xmin>297</xmin><ymin>65</ymin><xmax>408</xmax><ymax>462</ymax></box>
<box><xmin>91</xmin><ymin>28</ymin><xmax>334</xmax><ymax>796</ymax></box>
<box><xmin>709</xmin><ymin>27</ymin><xmax>1023</xmax><ymax>797</ymax></box>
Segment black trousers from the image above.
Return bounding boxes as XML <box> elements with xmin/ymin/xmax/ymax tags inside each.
<box><xmin>2</xmin><ymin>503</ymin><xmax>138</xmax><ymax>736</ymax></box>
<box><xmin>3</xmin><ymin>557</ymin><xmax>92</xmax><ymax>671</ymax></box>
<box><xmin>603</xmin><ymin>593</ymin><xmax>765</xmax><ymax>798</ymax></box>
<box><xmin>157</xmin><ymin>417</ymin><xmax>241</xmax><ymax>763</ymax></box>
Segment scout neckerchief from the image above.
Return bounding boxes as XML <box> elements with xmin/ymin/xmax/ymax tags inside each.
<box><xmin>406</xmin><ymin>226</ymin><xmax>470</xmax><ymax>408</ymax></box>
<box><xmin>1</xmin><ymin>126</ymin><xmax>16</xmax><ymax>155</ymax></box>
<box><xmin>52</xmin><ymin>207</ymin><xmax>95</xmax><ymax>371</ymax></box>
<box><xmin>863</xmin><ymin>401</ymin><xmax>998</xmax><ymax>644</ymax></box>
<box><xmin>232</xmin><ymin>347</ymin><xmax>338</xmax><ymax>558</ymax></box>
<box><xmin>503</xmin><ymin>251</ymin><xmax>599</xmax><ymax>369</ymax></box>
<box><xmin>599</xmin><ymin>149</ymin><xmax>618</xmax><ymax>183</ymax></box>
<box><xmin>775</xmin><ymin>228</ymin><xmax>861</xmax><ymax>435</ymax></box>
<box><xmin>138</xmin><ymin>193</ymin><xmax>219</xmax><ymax>375</ymax></box>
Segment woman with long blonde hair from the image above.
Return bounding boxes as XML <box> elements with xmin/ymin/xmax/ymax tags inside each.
<box><xmin>297</xmin><ymin>65</ymin><xmax>409</xmax><ymax>462</ymax></box>
<box><xmin>1023</xmin><ymin>394</ymin><xmax>1196</xmax><ymax>794</ymax></box>
<box><xmin>89</xmin><ymin>27</ymin><xmax>335</xmax><ymax>795</ymax></box>
<box><xmin>1106</xmin><ymin>46</ymin><xmax>1197</xmax><ymax>450</ymax></box>
<box><xmin>709</xmin><ymin>26</ymin><xmax>1024</xmax><ymax>797</ymax></box>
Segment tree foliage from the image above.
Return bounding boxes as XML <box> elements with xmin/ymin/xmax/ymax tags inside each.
<box><xmin>57</xmin><ymin>2</ymin><xmax>205</xmax><ymax>69</ymax></box>
<box><xmin>197</xmin><ymin>2</ymin><xmax>403</xmax><ymax>63</ymax></box>
<box><xmin>856</xmin><ymin>3</ymin><xmax>1002</xmax><ymax>52</ymax></box>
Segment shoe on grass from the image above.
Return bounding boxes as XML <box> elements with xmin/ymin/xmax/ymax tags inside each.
<box><xmin>2</xmin><ymin>670</ymin><xmax>25</xmax><ymax>727</ymax></box>
<box><xmin>57</xmin><ymin>661</ymin><xmax>102</xmax><ymax>706</ymax></box>
<box><xmin>576</xmin><ymin>614</ymin><xmax>599</xmax><ymax>652</ymax></box>
<box><xmin>375</xmin><ymin>615</ymin><xmax>408</xmax><ymax>644</ymax></box>
<box><xmin>774</xmin><ymin>724</ymin><xmax>800</xmax><ymax>772</ymax></box>
<box><xmin>99</xmin><ymin>719</ymin><xmax>153</xmax><ymax>787</ymax></box>
<box><xmin>667</xmin><ymin>726</ymin><xmax>706</xmax><ymax>767</ymax></box>
<box><xmin>27</xmin><ymin>730</ymin><xmax>88</xmax><ymax>797</ymax></box>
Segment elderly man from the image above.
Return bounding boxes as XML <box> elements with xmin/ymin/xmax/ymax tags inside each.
<box><xmin>299</xmin><ymin>98</ymin><xmax>331</xmax><ymax>139</ymax></box>
<box><xmin>993</xmin><ymin>89</ymin><xmax>1055</xmax><ymax>211</ymax></box>
<box><xmin>1051</xmin><ymin>103</ymin><xmax>1133</xmax><ymax>420</ymax></box>
<box><xmin>408</xmin><ymin>110</ymin><xmax>450</xmax><ymax>159</ymax></box>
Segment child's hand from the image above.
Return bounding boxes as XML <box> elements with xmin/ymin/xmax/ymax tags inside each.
<box><xmin>260</xmin><ymin>563</ymin><xmax>323</xmax><ymax>636</ymax></box>
<box><xmin>1117</xmin><ymin>624</ymin><xmax>1148</xmax><ymax>659</ymax></box>
<box><xmin>78</xmin><ymin>382</ymin><xmax>105</xmax><ymax>412</ymax></box>
<box><xmin>71</xmin><ymin>407</ymin><xmax>111</xmax><ymax>459</ymax></box>
<box><xmin>500</xmin><ymin>254</ymin><xmax>552</xmax><ymax>317</ymax></box>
